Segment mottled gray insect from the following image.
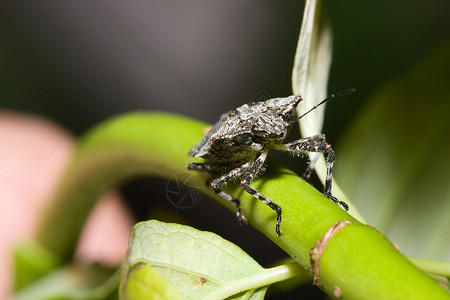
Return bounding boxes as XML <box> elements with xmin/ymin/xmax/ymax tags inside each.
<box><xmin>188</xmin><ymin>90</ymin><xmax>354</xmax><ymax>236</ymax></box>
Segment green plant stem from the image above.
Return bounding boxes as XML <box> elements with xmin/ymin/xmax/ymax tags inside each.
<box><xmin>203</xmin><ymin>262</ymin><xmax>309</xmax><ymax>300</ymax></box>
<box><xmin>408</xmin><ymin>257</ymin><xmax>450</xmax><ymax>278</ymax></box>
<box><xmin>35</xmin><ymin>112</ymin><xmax>449</xmax><ymax>299</ymax></box>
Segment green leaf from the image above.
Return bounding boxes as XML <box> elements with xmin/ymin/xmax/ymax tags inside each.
<box><xmin>122</xmin><ymin>265</ymin><xmax>184</xmax><ymax>300</ymax></box>
<box><xmin>11</xmin><ymin>263</ymin><xmax>120</xmax><ymax>300</ymax></box>
<box><xmin>336</xmin><ymin>40</ymin><xmax>450</xmax><ymax>262</ymax></box>
<box><xmin>121</xmin><ymin>220</ymin><xmax>268</xmax><ymax>300</ymax></box>
<box><xmin>13</xmin><ymin>241</ymin><xmax>61</xmax><ymax>291</ymax></box>
<box><xmin>292</xmin><ymin>0</ymin><xmax>332</xmax><ymax>136</ymax></box>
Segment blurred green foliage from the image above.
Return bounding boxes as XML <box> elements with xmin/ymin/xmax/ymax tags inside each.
<box><xmin>336</xmin><ymin>40</ymin><xmax>450</xmax><ymax>262</ymax></box>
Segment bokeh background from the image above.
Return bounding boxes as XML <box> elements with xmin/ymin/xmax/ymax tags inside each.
<box><xmin>2</xmin><ymin>0</ymin><xmax>449</xmax><ymax>299</ymax></box>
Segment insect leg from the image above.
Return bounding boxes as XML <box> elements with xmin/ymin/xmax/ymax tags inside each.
<box><xmin>240</xmin><ymin>149</ymin><xmax>283</xmax><ymax>236</ymax></box>
<box><xmin>281</xmin><ymin>134</ymin><xmax>348</xmax><ymax>211</ymax></box>
<box><xmin>302</xmin><ymin>152</ymin><xmax>321</xmax><ymax>181</ymax></box>
<box><xmin>211</xmin><ymin>163</ymin><xmax>250</xmax><ymax>225</ymax></box>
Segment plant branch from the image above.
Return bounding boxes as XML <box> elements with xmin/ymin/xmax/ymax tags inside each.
<box><xmin>34</xmin><ymin>112</ymin><xmax>449</xmax><ymax>299</ymax></box>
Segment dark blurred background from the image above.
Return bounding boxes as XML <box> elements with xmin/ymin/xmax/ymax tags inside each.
<box><xmin>1</xmin><ymin>1</ymin><xmax>449</xmax><ymax>298</ymax></box>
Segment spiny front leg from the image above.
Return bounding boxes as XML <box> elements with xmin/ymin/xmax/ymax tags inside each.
<box><xmin>281</xmin><ymin>134</ymin><xmax>348</xmax><ymax>211</ymax></box>
<box><xmin>211</xmin><ymin>163</ymin><xmax>250</xmax><ymax>225</ymax></box>
<box><xmin>302</xmin><ymin>152</ymin><xmax>320</xmax><ymax>181</ymax></box>
<box><xmin>240</xmin><ymin>149</ymin><xmax>283</xmax><ymax>236</ymax></box>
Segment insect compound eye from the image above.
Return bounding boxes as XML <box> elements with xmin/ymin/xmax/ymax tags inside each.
<box><xmin>290</xmin><ymin>95</ymin><xmax>302</xmax><ymax>108</ymax></box>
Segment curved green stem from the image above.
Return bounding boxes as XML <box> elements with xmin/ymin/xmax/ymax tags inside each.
<box><xmin>36</xmin><ymin>112</ymin><xmax>208</xmax><ymax>259</ymax></box>
<box><xmin>35</xmin><ymin>112</ymin><xmax>449</xmax><ymax>299</ymax></box>
<box><xmin>203</xmin><ymin>262</ymin><xmax>309</xmax><ymax>300</ymax></box>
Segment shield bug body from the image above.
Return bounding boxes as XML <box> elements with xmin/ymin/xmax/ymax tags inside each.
<box><xmin>188</xmin><ymin>90</ymin><xmax>353</xmax><ymax>236</ymax></box>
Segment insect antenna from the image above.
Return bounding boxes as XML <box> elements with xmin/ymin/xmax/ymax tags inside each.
<box><xmin>291</xmin><ymin>88</ymin><xmax>355</xmax><ymax>124</ymax></box>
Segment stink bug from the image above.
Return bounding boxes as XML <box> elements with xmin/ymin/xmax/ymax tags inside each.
<box><xmin>188</xmin><ymin>89</ymin><xmax>354</xmax><ymax>236</ymax></box>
